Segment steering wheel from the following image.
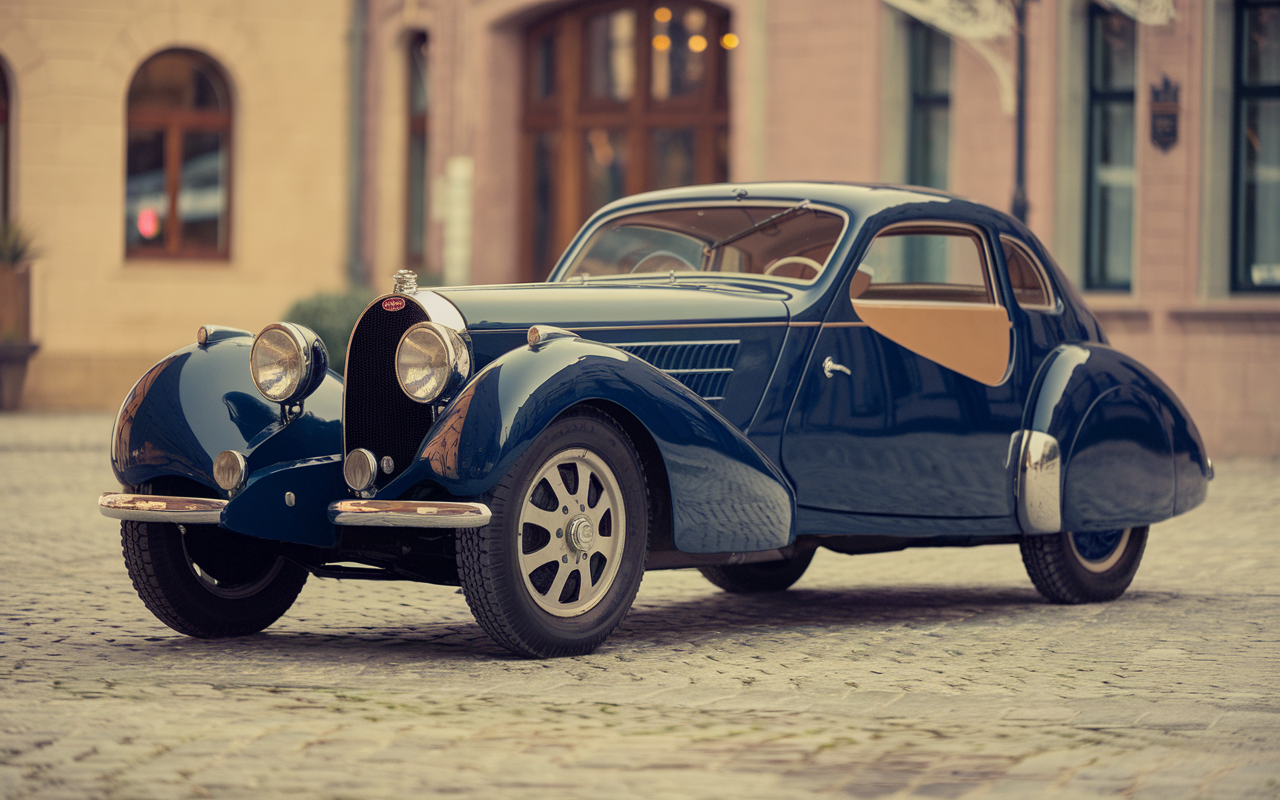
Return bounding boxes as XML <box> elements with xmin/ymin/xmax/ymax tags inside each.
<box><xmin>631</xmin><ymin>250</ymin><xmax>697</xmax><ymax>273</ymax></box>
<box><xmin>764</xmin><ymin>256</ymin><xmax>823</xmax><ymax>279</ymax></box>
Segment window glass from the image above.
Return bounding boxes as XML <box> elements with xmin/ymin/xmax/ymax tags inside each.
<box><xmin>1237</xmin><ymin>5</ymin><xmax>1280</xmax><ymax>290</ymax></box>
<box><xmin>908</xmin><ymin>22</ymin><xmax>950</xmax><ymax>191</ymax></box>
<box><xmin>854</xmin><ymin>229</ymin><xmax>993</xmax><ymax>304</ymax></box>
<box><xmin>584</xmin><ymin>127</ymin><xmax>629</xmax><ymax>211</ymax></box>
<box><xmin>531</xmin><ymin>29</ymin><xmax>557</xmax><ymax>101</ymax></box>
<box><xmin>407</xmin><ymin>33</ymin><xmax>429</xmax><ymax>265</ymax></box>
<box><xmin>650</xmin><ymin>127</ymin><xmax>695</xmax><ymax>189</ymax></box>
<box><xmin>586</xmin><ymin>8</ymin><xmax>636</xmax><ymax>102</ymax></box>
<box><xmin>531</xmin><ymin>130</ymin><xmax>559</xmax><ymax>278</ymax></box>
<box><xmin>1001</xmin><ymin>237</ymin><xmax>1054</xmax><ymax>308</ymax></box>
<box><xmin>0</xmin><ymin>69</ymin><xmax>7</xmax><ymax>222</ymax></box>
<box><xmin>651</xmin><ymin>4</ymin><xmax>709</xmax><ymax>101</ymax></box>
<box><xmin>1085</xmin><ymin>9</ymin><xmax>1136</xmax><ymax>290</ymax></box>
<box><xmin>561</xmin><ymin>205</ymin><xmax>844</xmax><ymax>283</ymax></box>
<box><xmin>125</xmin><ymin>49</ymin><xmax>231</xmax><ymax>257</ymax></box>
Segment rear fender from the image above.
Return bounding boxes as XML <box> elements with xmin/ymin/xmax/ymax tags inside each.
<box><xmin>380</xmin><ymin>335</ymin><xmax>795</xmax><ymax>553</ymax></box>
<box><xmin>111</xmin><ymin>335</ymin><xmax>344</xmax><ymax>494</ymax></box>
<box><xmin>1023</xmin><ymin>343</ymin><xmax>1209</xmax><ymax>532</ymax></box>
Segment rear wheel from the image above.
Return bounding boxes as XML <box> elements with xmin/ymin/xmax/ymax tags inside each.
<box><xmin>121</xmin><ymin>481</ymin><xmax>308</xmax><ymax>638</ymax></box>
<box><xmin>1020</xmin><ymin>526</ymin><xmax>1148</xmax><ymax>604</ymax></box>
<box><xmin>699</xmin><ymin>549</ymin><xmax>815</xmax><ymax>593</ymax></box>
<box><xmin>457</xmin><ymin>408</ymin><xmax>650</xmax><ymax>658</ymax></box>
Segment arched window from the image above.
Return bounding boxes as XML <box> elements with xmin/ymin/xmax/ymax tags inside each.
<box><xmin>522</xmin><ymin>1</ymin><xmax>734</xmax><ymax>280</ymax></box>
<box><xmin>125</xmin><ymin>49</ymin><xmax>232</xmax><ymax>258</ymax></box>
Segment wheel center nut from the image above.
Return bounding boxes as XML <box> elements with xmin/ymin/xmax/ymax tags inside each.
<box><xmin>567</xmin><ymin>516</ymin><xmax>595</xmax><ymax>552</ymax></box>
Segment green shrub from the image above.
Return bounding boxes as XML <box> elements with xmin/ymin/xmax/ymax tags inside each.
<box><xmin>284</xmin><ymin>288</ymin><xmax>377</xmax><ymax>376</ymax></box>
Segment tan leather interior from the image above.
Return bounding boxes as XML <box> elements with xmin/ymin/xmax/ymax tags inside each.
<box><xmin>851</xmin><ymin>300</ymin><xmax>1013</xmax><ymax>386</ymax></box>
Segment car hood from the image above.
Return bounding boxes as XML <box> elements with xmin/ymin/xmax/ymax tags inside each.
<box><xmin>434</xmin><ymin>281</ymin><xmax>792</xmax><ymax>332</ymax></box>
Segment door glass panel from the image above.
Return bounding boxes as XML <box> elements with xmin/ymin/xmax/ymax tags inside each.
<box><xmin>126</xmin><ymin>130</ymin><xmax>167</xmax><ymax>249</ymax></box>
<box><xmin>652</xmin><ymin>4</ymin><xmax>708</xmax><ymax>100</ymax></box>
<box><xmin>179</xmin><ymin>131</ymin><xmax>226</xmax><ymax>250</ymax></box>
<box><xmin>855</xmin><ymin>231</ymin><xmax>991</xmax><ymax>303</ymax></box>
<box><xmin>650</xmin><ymin>127</ymin><xmax>695</xmax><ymax>189</ymax></box>
<box><xmin>586</xmin><ymin>9</ymin><xmax>636</xmax><ymax>102</ymax></box>
<box><xmin>584</xmin><ymin>128</ymin><xmax>628</xmax><ymax>214</ymax></box>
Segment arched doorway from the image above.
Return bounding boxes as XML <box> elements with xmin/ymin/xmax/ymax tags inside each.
<box><xmin>521</xmin><ymin>1</ymin><xmax>734</xmax><ymax>280</ymax></box>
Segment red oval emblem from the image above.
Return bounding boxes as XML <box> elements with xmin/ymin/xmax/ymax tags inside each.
<box><xmin>382</xmin><ymin>297</ymin><xmax>406</xmax><ymax>312</ymax></box>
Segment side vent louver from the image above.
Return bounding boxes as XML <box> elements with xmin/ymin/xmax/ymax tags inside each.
<box><xmin>616</xmin><ymin>340</ymin><xmax>739</xmax><ymax>404</ymax></box>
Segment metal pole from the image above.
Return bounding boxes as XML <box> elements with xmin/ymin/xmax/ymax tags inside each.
<box><xmin>345</xmin><ymin>0</ymin><xmax>368</xmax><ymax>287</ymax></box>
<box><xmin>1011</xmin><ymin>0</ymin><xmax>1029</xmax><ymax>223</ymax></box>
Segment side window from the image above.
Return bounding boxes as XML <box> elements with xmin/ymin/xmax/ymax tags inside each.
<box><xmin>852</xmin><ymin>227</ymin><xmax>994</xmax><ymax>304</ymax></box>
<box><xmin>1001</xmin><ymin>237</ymin><xmax>1055</xmax><ymax>309</ymax></box>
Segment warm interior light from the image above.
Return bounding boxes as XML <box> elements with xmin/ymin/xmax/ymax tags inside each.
<box><xmin>654</xmin><ymin>6</ymin><xmax>672</xmax><ymax>22</ymax></box>
<box><xmin>652</xmin><ymin>34</ymin><xmax>671</xmax><ymax>51</ymax></box>
<box><xmin>137</xmin><ymin>208</ymin><xmax>159</xmax><ymax>239</ymax></box>
<box><xmin>688</xmin><ymin>34</ymin><xmax>707</xmax><ymax>53</ymax></box>
<box><xmin>721</xmin><ymin>32</ymin><xmax>740</xmax><ymax>49</ymax></box>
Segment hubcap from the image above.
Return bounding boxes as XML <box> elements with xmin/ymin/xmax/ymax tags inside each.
<box><xmin>1069</xmin><ymin>528</ymin><xmax>1131</xmax><ymax>574</ymax></box>
<box><xmin>516</xmin><ymin>448</ymin><xmax>625</xmax><ymax>617</ymax></box>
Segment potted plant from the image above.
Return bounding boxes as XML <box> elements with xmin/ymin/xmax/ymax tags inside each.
<box><xmin>0</xmin><ymin>221</ymin><xmax>40</xmax><ymax>410</ymax></box>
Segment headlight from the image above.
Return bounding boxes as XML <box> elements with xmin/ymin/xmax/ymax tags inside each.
<box><xmin>250</xmin><ymin>322</ymin><xmax>328</xmax><ymax>405</ymax></box>
<box><xmin>395</xmin><ymin>322</ymin><xmax>470</xmax><ymax>403</ymax></box>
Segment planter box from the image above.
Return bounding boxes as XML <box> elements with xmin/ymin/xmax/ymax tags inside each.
<box><xmin>0</xmin><ymin>341</ymin><xmax>38</xmax><ymax>410</ymax></box>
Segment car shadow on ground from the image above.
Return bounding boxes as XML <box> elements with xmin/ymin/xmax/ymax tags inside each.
<box><xmin>113</xmin><ymin>584</ymin><xmax>1173</xmax><ymax>665</ymax></box>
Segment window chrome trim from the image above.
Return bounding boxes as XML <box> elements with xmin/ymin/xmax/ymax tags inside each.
<box><xmin>1016</xmin><ymin>430</ymin><xmax>1062</xmax><ymax>535</ymax></box>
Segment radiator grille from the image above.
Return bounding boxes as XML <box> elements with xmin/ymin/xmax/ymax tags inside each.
<box><xmin>343</xmin><ymin>299</ymin><xmax>434</xmax><ymax>485</ymax></box>
<box><xmin>616</xmin><ymin>340</ymin><xmax>739</xmax><ymax>404</ymax></box>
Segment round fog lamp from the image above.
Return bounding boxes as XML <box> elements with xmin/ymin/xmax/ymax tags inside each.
<box><xmin>344</xmin><ymin>448</ymin><xmax>378</xmax><ymax>492</ymax></box>
<box><xmin>213</xmin><ymin>450</ymin><xmax>248</xmax><ymax>492</ymax></box>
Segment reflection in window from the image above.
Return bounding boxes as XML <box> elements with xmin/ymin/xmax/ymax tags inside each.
<box><xmin>125</xmin><ymin>49</ymin><xmax>231</xmax><ymax>257</ymax></box>
<box><xmin>587</xmin><ymin>9</ymin><xmax>637</xmax><ymax>102</ymax></box>
<box><xmin>1001</xmin><ymin>237</ymin><xmax>1054</xmax><ymax>308</ymax></box>
<box><xmin>1236</xmin><ymin>2</ymin><xmax>1280</xmax><ymax>290</ymax></box>
<box><xmin>652</xmin><ymin>4</ymin><xmax>708</xmax><ymax>100</ymax></box>
<box><xmin>407</xmin><ymin>33</ymin><xmax>429</xmax><ymax>265</ymax></box>
<box><xmin>585</xmin><ymin>128</ymin><xmax>628</xmax><ymax>211</ymax></box>
<box><xmin>1085</xmin><ymin>9</ymin><xmax>1136</xmax><ymax>291</ymax></box>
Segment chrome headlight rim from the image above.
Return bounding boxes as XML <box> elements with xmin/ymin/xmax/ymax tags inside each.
<box><xmin>250</xmin><ymin>322</ymin><xmax>328</xmax><ymax>405</ymax></box>
<box><xmin>394</xmin><ymin>321</ymin><xmax>471</xmax><ymax>404</ymax></box>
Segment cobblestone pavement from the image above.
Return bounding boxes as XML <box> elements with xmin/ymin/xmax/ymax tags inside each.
<box><xmin>1</xmin><ymin>412</ymin><xmax>1278</xmax><ymax>800</ymax></box>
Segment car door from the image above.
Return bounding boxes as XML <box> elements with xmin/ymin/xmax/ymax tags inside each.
<box><xmin>781</xmin><ymin>222</ymin><xmax>1027</xmax><ymax>523</ymax></box>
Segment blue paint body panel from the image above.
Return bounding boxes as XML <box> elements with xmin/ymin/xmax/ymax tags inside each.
<box><xmin>379</xmin><ymin>336</ymin><xmax>795</xmax><ymax>554</ymax></box>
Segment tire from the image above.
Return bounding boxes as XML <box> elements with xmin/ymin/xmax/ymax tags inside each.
<box><xmin>456</xmin><ymin>407</ymin><xmax>650</xmax><ymax>658</ymax></box>
<box><xmin>698</xmin><ymin>549</ymin><xmax>816</xmax><ymax>593</ymax></box>
<box><xmin>1020</xmin><ymin>526</ymin><xmax>1148</xmax><ymax>604</ymax></box>
<box><xmin>121</xmin><ymin>481</ymin><xmax>309</xmax><ymax>638</ymax></box>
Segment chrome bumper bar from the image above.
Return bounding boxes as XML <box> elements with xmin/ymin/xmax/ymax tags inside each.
<box><xmin>328</xmin><ymin>499</ymin><xmax>491</xmax><ymax>528</ymax></box>
<box><xmin>98</xmin><ymin>493</ymin><xmax>227</xmax><ymax>524</ymax></box>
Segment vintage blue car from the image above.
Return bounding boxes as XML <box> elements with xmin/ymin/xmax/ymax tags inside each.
<box><xmin>99</xmin><ymin>182</ymin><xmax>1211</xmax><ymax>658</ymax></box>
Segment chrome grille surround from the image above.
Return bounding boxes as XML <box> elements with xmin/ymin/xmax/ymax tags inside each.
<box><xmin>615</xmin><ymin>340</ymin><xmax>740</xmax><ymax>404</ymax></box>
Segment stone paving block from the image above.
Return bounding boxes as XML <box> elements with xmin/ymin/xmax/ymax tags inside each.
<box><xmin>1002</xmin><ymin>705</ymin><xmax>1077</xmax><ymax>724</ymax></box>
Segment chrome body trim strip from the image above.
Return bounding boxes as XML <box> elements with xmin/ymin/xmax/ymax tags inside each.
<box><xmin>565</xmin><ymin>322</ymin><xmax>788</xmax><ymax>332</ymax></box>
<box><xmin>1017</xmin><ymin>430</ymin><xmax>1062</xmax><ymax>534</ymax></box>
<box><xmin>98</xmin><ymin>493</ymin><xmax>227</xmax><ymax>524</ymax></box>
<box><xmin>663</xmin><ymin>367</ymin><xmax>733</xmax><ymax>374</ymax></box>
<box><xmin>329</xmin><ymin>499</ymin><xmax>492</xmax><ymax>528</ymax></box>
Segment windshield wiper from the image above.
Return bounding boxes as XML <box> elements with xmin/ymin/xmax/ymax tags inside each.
<box><xmin>702</xmin><ymin>201</ymin><xmax>811</xmax><ymax>256</ymax></box>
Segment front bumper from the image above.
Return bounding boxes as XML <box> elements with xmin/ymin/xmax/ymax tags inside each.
<box><xmin>98</xmin><ymin>492</ymin><xmax>491</xmax><ymax>529</ymax></box>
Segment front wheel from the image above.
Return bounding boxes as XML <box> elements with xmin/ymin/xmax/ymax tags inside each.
<box><xmin>457</xmin><ymin>408</ymin><xmax>650</xmax><ymax>658</ymax></box>
<box><xmin>1020</xmin><ymin>526</ymin><xmax>1148</xmax><ymax>604</ymax></box>
<box><xmin>121</xmin><ymin>481</ymin><xmax>308</xmax><ymax>638</ymax></box>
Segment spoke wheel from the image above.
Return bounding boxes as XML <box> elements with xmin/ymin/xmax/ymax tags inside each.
<box><xmin>121</xmin><ymin>480</ymin><xmax>308</xmax><ymax>638</ymax></box>
<box><xmin>458</xmin><ymin>408</ymin><xmax>650</xmax><ymax>658</ymax></box>
<box><xmin>1020</xmin><ymin>525</ymin><xmax>1148</xmax><ymax>604</ymax></box>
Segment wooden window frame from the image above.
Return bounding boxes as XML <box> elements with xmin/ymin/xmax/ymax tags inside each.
<box><xmin>520</xmin><ymin>1</ymin><xmax>732</xmax><ymax>282</ymax></box>
<box><xmin>125</xmin><ymin>49</ymin><xmax>233</xmax><ymax>261</ymax></box>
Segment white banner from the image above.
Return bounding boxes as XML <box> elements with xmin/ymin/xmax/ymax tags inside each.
<box><xmin>881</xmin><ymin>0</ymin><xmax>1013</xmax><ymax>41</ymax></box>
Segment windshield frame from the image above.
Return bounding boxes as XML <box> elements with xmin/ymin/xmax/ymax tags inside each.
<box><xmin>548</xmin><ymin>199</ymin><xmax>853</xmax><ymax>290</ymax></box>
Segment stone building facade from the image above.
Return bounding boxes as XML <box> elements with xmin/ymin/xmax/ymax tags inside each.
<box><xmin>1</xmin><ymin>0</ymin><xmax>1277</xmax><ymax>455</ymax></box>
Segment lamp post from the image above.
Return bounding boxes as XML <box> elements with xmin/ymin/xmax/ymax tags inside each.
<box><xmin>1011</xmin><ymin>0</ymin><xmax>1029</xmax><ymax>223</ymax></box>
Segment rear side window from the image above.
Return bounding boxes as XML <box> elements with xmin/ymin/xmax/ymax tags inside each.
<box><xmin>1001</xmin><ymin>237</ymin><xmax>1055</xmax><ymax>309</ymax></box>
<box><xmin>851</xmin><ymin>226</ymin><xmax>995</xmax><ymax>304</ymax></box>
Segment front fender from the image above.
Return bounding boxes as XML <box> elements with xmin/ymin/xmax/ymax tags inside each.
<box><xmin>1024</xmin><ymin>343</ymin><xmax>1209</xmax><ymax>532</ymax></box>
<box><xmin>111</xmin><ymin>335</ymin><xmax>344</xmax><ymax>494</ymax></box>
<box><xmin>381</xmin><ymin>336</ymin><xmax>795</xmax><ymax>553</ymax></box>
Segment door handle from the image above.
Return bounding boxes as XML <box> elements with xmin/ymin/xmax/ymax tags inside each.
<box><xmin>822</xmin><ymin>356</ymin><xmax>851</xmax><ymax>378</ymax></box>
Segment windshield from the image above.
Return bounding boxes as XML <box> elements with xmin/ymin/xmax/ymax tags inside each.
<box><xmin>558</xmin><ymin>204</ymin><xmax>847</xmax><ymax>284</ymax></box>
